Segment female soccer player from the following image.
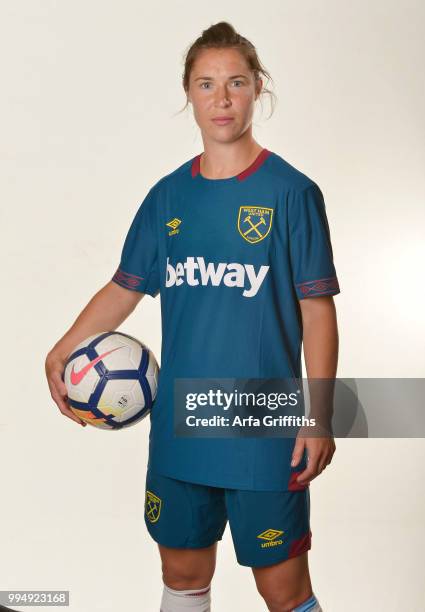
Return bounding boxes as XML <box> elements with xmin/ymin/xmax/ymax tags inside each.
<box><xmin>46</xmin><ymin>21</ymin><xmax>340</xmax><ymax>612</ymax></box>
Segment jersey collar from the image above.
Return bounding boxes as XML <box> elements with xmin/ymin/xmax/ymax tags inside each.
<box><xmin>191</xmin><ymin>148</ymin><xmax>271</xmax><ymax>181</ymax></box>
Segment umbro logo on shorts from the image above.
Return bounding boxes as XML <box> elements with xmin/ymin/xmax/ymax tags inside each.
<box><xmin>257</xmin><ymin>529</ymin><xmax>284</xmax><ymax>548</ymax></box>
<box><xmin>165</xmin><ymin>256</ymin><xmax>269</xmax><ymax>298</ymax></box>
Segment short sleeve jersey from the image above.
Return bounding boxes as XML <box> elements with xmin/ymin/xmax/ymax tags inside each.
<box><xmin>112</xmin><ymin>149</ymin><xmax>341</xmax><ymax>491</ymax></box>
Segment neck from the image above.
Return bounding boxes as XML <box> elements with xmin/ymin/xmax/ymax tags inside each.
<box><xmin>199</xmin><ymin>136</ymin><xmax>264</xmax><ymax>179</ymax></box>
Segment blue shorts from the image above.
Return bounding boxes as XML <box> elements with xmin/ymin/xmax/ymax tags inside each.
<box><xmin>144</xmin><ymin>468</ymin><xmax>311</xmax><ymax>568</ymax></box>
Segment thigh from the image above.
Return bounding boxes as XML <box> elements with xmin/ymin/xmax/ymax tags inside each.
<box><xmin>225</xmin><ymin>486</ymin><xmax>311</xmax><ymax>568</ymax></box>
<box><xmin>144</xmin><ymin>468</ymin><xmax>228</xmax><ymax>549</ymax></box>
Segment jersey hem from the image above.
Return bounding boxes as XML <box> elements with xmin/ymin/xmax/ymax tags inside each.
<box><xmin>147</xmin><ymin>464</ymin><xmax>295</xmax><ymax>492</ymax></box>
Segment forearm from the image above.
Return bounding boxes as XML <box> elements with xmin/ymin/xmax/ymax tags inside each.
<box><xmin>302</xmin><ymin>301</ymin><xmax>338</xmax><ymax>379</ymax></box>
<box><xmin>300</xmin><ymin>296</ymin><xmax>339</xmax><ymax>428</ymax></box>
<box><xmin>47</xmin><ymin>280</ymin><xmax>143</xmax><ymax>361</ymax></box>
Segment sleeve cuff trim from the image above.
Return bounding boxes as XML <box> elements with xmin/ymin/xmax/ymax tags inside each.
<box><xmin>296</xmin><ymin>276</ymin><xmax>340</xmax><ymax>297</ymax></box>
<box><xmin>112</xmin><ymin>268</ymin><xmax>145</xmax><ymax>289</ymax></box>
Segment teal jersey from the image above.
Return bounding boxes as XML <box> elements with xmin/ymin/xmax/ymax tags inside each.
<box><xmin>112</xmin><ymin>149</ymin><xmax>341</xmax><ymax>490</ymax></box>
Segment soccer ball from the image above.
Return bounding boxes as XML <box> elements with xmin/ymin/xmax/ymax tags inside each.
<box><xmin>63</xmin><ymin>331</ymin><xmax>159</xmax><ymax>429</ymax></box>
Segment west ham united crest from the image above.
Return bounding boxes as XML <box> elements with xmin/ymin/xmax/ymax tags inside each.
<box><xmin>145</xmin><ymin>490</ymin><xmax>162</xmax><ymax>523</ymax></box>
<box><xmin>237</xmin><ymin>206</ymin><xmax>274</xmax><ymax>244</ymax></box>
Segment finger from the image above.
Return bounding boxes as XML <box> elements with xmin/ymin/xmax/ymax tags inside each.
<box><xmin>291</xmin><ymin>437</ymin><xmax>306</xmax><ymax>467</ymax></box>
<box><xmin>318</xmin><ymin>456</ymin><xmax>329</xmax><ymax>473</ymax></box>
<box><xmin>49</xmin><ymin>371</ymin><xmax>82</xmax><ymax>418</ymax></box>
<box><xmin>62</xmin><ymin>406</ymin><xmax>87</xmax><ymax>426</ymax></box>
<box><xmin>296</xmin><ymin>460</ymin><xmax>320</xmax><ymax>485</ymax></box>
<box><xmin>50</xmin><ymin>389</ymin><xmax>87</xmax><ymax>426</ymax></box>
<box><xmin>50</xmin><ymin>369</ymin><xmax>68</xmax><ymax>397</ymax></box>
<box><xmin>295</xmin><ymin>469</ymin><xmax>315</xmax><ymax>486</ymax></box>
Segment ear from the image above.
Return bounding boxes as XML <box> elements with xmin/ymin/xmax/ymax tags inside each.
<box><xmin>184</xmin><ymin>84</ymin><xmax>191</xmax><ymax>104</ymax></box>
<box><xmin>255</xmin><ymin>77</ymin><xmax>263</xmax><ymax>100</ymax></box>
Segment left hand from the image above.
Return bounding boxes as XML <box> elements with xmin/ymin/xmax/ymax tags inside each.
<box><xmin>291</xmin><ymin>425</ymin><xmax>336</xmax><ymax>486</ymax></box>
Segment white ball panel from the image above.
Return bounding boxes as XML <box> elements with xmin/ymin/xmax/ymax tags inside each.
<box><xmin>95</xmin><ymin>333</ymin><xmax>143</xmax><ymax>371</ymax></box>
<box><xmin>145</xmin><ymin>374</ymin><xmax>158</xmax><ymax>401</ymax></box>
<box><xmin>146</xmin><ymin>350</ymin><xmax>159</xmax><ymax>377</ymax></box>
<box><xmin>98</xmin><ymin>379</ymin><xmax>146</xmax><ymax>422</ymax></box>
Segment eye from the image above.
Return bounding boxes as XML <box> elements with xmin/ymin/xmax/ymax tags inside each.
<box><xmin>200</xmin><ymin>82</ymin><xmax>212</xmax><ymax>89</ymax></box>
<box><xmin>232</xmin><ymin>80</ymin><xmax>244</xmax><ymax>87</ymax></box>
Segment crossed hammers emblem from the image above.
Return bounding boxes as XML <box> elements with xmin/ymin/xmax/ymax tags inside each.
<box><xmin>243</xmin><ymin>214</ymin><xmax>267</xmax><ymax>238</ymax></box>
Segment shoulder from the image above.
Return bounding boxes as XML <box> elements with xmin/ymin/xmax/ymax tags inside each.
<box><xmin>265</xmin><ymin>151</ymin><xmax>320</xmax><ymax>195</ymax></box>
<box><xmin>148</xmin><ymin>156</ymin><xmax>194</xmax><ymax>198</ymax></box>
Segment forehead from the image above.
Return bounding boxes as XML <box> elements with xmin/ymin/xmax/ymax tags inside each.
<box><xmin>191</xmin><ymin>47</ymin><xmax>250</xmax><ymax>77</ymax></box>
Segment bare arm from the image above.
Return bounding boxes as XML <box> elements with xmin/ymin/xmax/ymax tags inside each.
<box><xmin>45</xmin><ymin>280</ymin><xmax>146</xmax><ymax>425</ymax></box>
<box><xmin>300</xmin><ymin>295</ymin><xmax>339</xmax><ymax>379</ymax></box>
<box><xmin>47</xmin><ymin>281</ymin><xmax>145</xmax><ymax>360</ymax></box>
<box><xmin>291</xmin><ymin>295</ymin><xmax>339</xmax><ymax>484</ymax></box>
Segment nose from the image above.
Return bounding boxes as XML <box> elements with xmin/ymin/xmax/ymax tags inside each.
<box><xmin>214</xmin><ymin>84</ymin><xmax>232</xmax><ymax>107</ymax></box>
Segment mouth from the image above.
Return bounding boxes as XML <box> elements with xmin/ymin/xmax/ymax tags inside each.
<box><xmin>212</xmin><ymin>117</ymin><xmax>234</xmax><ymax>126</ymax></box>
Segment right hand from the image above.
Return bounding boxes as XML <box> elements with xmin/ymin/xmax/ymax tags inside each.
<box><xmin>45</xmin><ymin>352</ymin><xmax>87</xmax><ymax>427</ymax></box>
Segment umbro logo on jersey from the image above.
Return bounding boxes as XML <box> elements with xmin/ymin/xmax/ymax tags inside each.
<box><xmin>165</xmin><ymin>256</ymin><xmax>269</xmax><ymax>298</ymax></box>
<box><xmin>166</xmin><ymin>217</ymin><xmax>182</xmax><ymax>236</ymax></box>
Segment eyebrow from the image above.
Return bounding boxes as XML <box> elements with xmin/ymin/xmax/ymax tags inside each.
<box><xmin>194</xmin><ymin>74</ymin><xmax>248</xmax><ymax>81</ymax></box>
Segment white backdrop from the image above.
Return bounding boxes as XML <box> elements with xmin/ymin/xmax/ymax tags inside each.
<box><xmin>1</xmin><ymin>1</ymin><xmax>424</xmax><ymax>610</ymax></box>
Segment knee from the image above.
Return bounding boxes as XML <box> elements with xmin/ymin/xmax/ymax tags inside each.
<box><xmin>162</xmin><ymin>573</ymin><xmax>212</xmax><ymax>591</ymax></box>
<box><xmin>257</xmin><ymin>585</ymin><xmax>312</xmax><ymax>612</ymax></box>
<box><xmin>162</xmin><ymin>561</ymin><xmax>214</xmax><ymax>590</ymax></box>
<box><xmin>159</xmin><ymin>542</ymin><xmax>217</xmax><ymax>590</ymax></box>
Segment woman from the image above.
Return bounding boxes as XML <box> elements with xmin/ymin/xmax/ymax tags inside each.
<box><xmin>46</xmin><ymin>21</ymin><xmax>340</xmax><ymax>612</ymax></box>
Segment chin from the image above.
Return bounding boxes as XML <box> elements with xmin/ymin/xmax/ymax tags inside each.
<box><xmin>205</xmin><ymin>127</ymin><xmax>240</xmax><ymax>143</ymax></box>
